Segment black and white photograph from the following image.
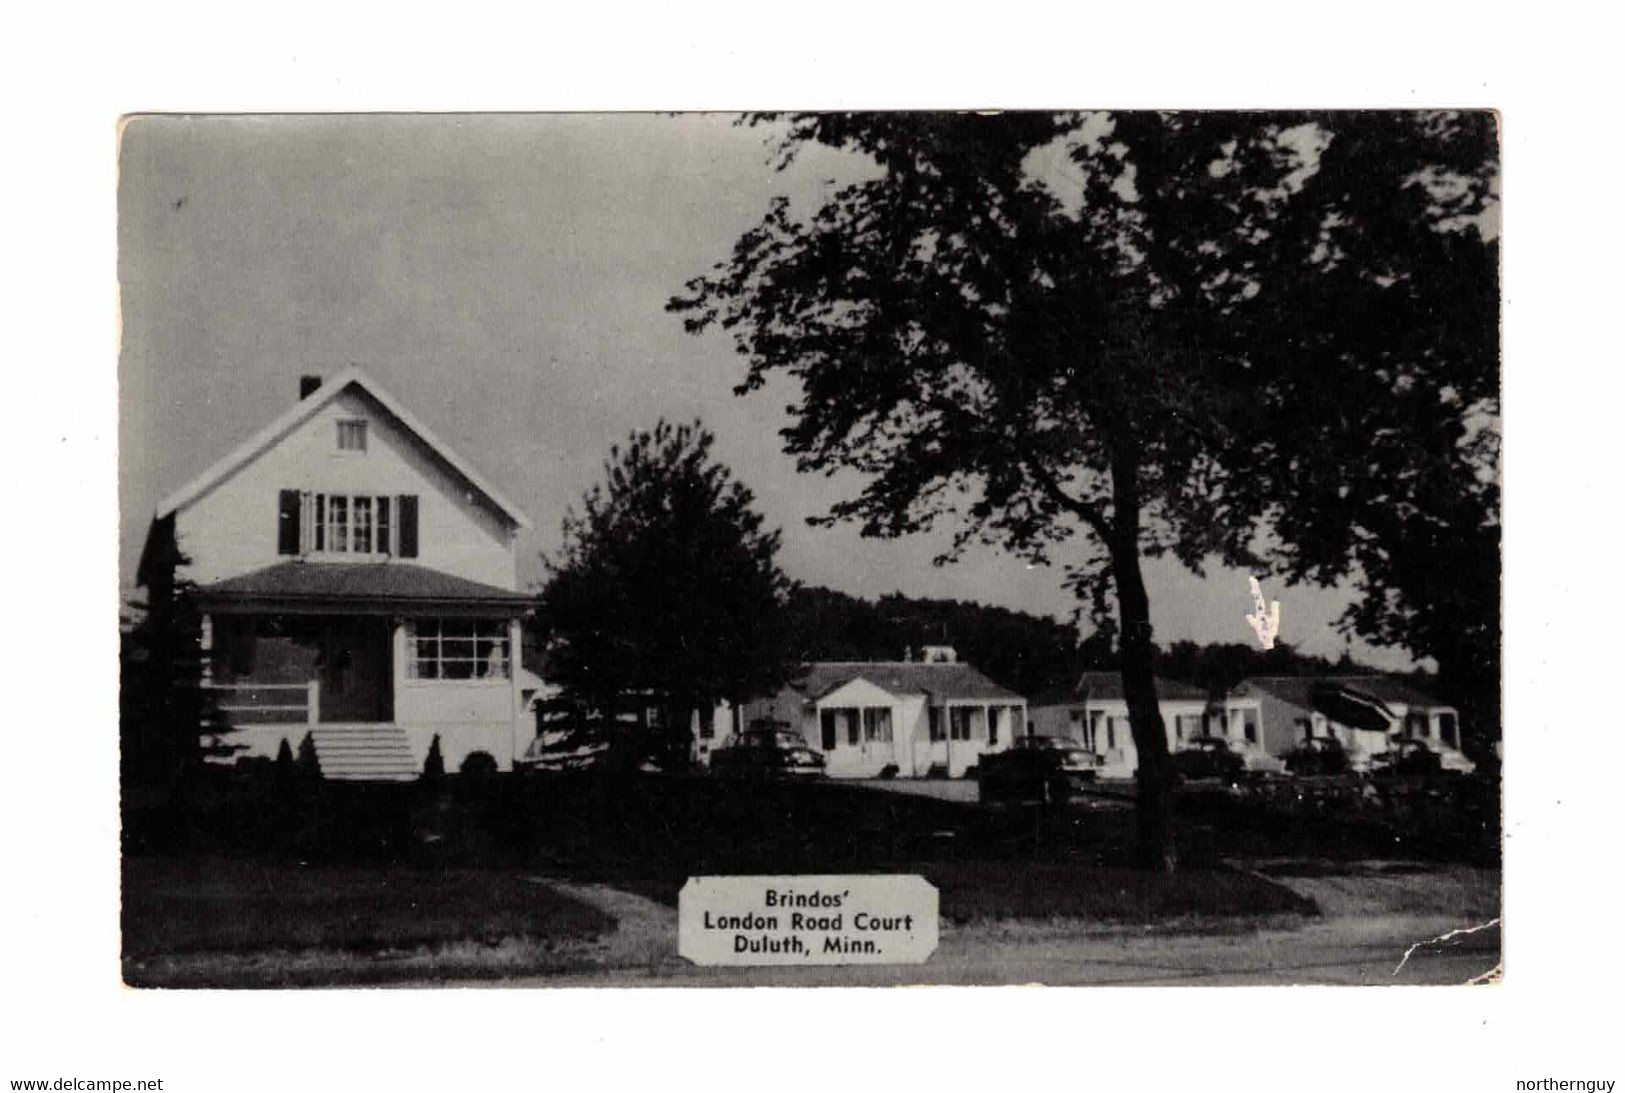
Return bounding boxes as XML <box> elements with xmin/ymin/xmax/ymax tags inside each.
<box><xmin>115</xmin><ymin>110</ymin><xmax>1501</xmax><ymax>989</ymax></box>
<box><xmin>10</xmin><ymin>13</ymin><xmax>1621</xmax><ymax>1089</ymax></box>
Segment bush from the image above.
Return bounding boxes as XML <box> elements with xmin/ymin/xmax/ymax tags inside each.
<box><xmin>273</xmin><ymin>739</ymin><xmax>295</xmax><ymax>797</ymax></box>
<box><xmin>878</xmin><ymin>764</ymin><xmax>900</xmax><ymax>780</ymax></box>
<box><xmin>460</xmin><ymin>750</ymin><xmax>498</xmax><ymax>778</ymax></box>
<box><xmin>423</xmin><ymin>735</ymin><xmax>447</xmax><ymax>782</ymax></box>
<box><xmin>296</xmin><ymin>733</ymin><xmax>321</xmax><ymax>781</ymax></box>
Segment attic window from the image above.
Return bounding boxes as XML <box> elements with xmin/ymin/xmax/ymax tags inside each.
<box><xmin>337</xmin><ymin>420</ymin><xmax>368</xmax><ymax>452</ymax></box>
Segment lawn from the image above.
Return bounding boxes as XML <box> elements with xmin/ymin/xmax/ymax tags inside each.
<box><xmin>584</xmin><ymin>860</ymin><xmax>1317</xmax><ymax>925</ymax></box>
<box><xmin>122</xmin><ymin>856</ymin><xmax>615</xmax><ymax>963</ymax></box>
<box><xmin>925</xmin><ymin>860</ymin><xmax>1318</xmax><ymax>924</ymax></box>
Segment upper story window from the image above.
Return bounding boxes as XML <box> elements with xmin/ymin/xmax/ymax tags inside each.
<box><xmin>337</xmin><ymin>420</ymin><xmax>368</xmax><ymax>452</ymax></box>
<box><xmin>278</xmin><ymin>490</ymin><xmax>418</xmax><ymax>558</ymax></box>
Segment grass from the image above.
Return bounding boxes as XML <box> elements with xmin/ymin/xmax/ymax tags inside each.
<box><xmin>122</xmin><ymin>855</ymin><xmax>615</xmax><ymax>961</ymax></box>
<box><xmin>577</xmin><ymin>860</ymin><xmax>1317</xmax><ymax>925</ymax></box>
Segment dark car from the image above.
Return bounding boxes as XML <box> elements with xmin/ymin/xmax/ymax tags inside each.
<box><xmin>1171</xmin><ymin>736</ymin><xmax>1247</xmax><ymax>782</ymax></box>
<box><xmin>978</xmin><ymin>735</ymin><xmax>1104</xmax><ymax>804</ymax></box>
<box><xmin>1284</xmin><ymin>736</ymin><xmax>1352</xmax><ymax>777</ymax></box>
<box><xmin>709</xmin><ymin>720</ymin><xmax>826</xmax><ymax>780</ymax></box>
<box><xmin>1368</xmin><ymin>739</ymin><xmax>1444</xmax><ymax>778</ymax></box>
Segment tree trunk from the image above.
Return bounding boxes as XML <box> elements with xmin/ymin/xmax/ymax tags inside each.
<box><xmin>664</xmin><ymin>695</ymin><xmax>697</xmax><ymax>771</ymax></box>
<box><xmin>1108</xmin><ymin>453</ymin><xmax>1178</xmax><ymax>873</ymax></box>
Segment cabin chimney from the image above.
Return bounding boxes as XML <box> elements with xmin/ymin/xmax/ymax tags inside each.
<box><xmin>299</xmin><ymin>374</ymin><xmax>323</xmax><ymax>400</ymax></box>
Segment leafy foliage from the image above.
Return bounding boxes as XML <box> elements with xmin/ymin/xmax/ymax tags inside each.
<box><xmin>539</xmin><ymin>420</ymin><xmax>796</xmax><ymax>750</ymax></box>
<box><xmin>123</xmin><ymin>519</ymin><xmax>230</xmax><ymax>790</ymax></box>
<box><xmin>671</xmin><ymin>111</ymin><xmax>1497</xmax><ymax>867</ymax></box>
<box><xmin>782</xmin><ymin>585</ymin><xmax>1083</xmax><ymax>696</ymax></box>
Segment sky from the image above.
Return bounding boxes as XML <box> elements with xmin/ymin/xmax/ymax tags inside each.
<box><xmin>117</xmin><ymin>112</ymin><xmax>1418</xmax><ymax>670</ymax></box>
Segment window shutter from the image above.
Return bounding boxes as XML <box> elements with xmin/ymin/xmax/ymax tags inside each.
<box><xmin>397</xmin><ymin>495</ymin><xmax>419</xmax><ymax>557</ymax></box>
<box><xmin>277</xmin><ymin>490</ymin><xmax>301</xmax><ymax>555</ymax></box>
<box><xmin>376</xmin><ymin>496</ymin><xmax>391</xmax><ymax>555</ymax></box>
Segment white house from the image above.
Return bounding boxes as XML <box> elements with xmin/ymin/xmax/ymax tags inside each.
<box><xmin>733</xmin><ymin>651</ymin><xmax>1027</xmax><ymax>778</ymax></box>
<box><xmin>1232</xmin><ymin>675</ymin><xmax>1473</xmax><ymax>773</ymax></box>
<box><xmin>135</xmin><ymin>368</ymin><xmax>535</xmax><ymax>780</ymax></box>
<box><xmin>1028</xmin><ymin>671</ymin><xmax>1279</xmax><ymax>776</ymax></box>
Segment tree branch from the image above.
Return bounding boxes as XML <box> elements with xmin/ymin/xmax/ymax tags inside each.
<box><xmin>1021</xmin><ymin>454</ymin><xmax>1113</xmax><ymax>541</ymax></box>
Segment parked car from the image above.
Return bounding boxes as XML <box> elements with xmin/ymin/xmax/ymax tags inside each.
<box><xmin>709</xmin><ymin>721</ymin><xmax>826</xmax><ymax>780</ymax></box>
<box><xmin>1368</xmin><ymin>739</ymin><xmax>1444</xmax><ymax>778</ymax></box>
<box><xmin>1284</xmin><ymin>736</ymin><xmax>1352</xmax><ymax>777</ymax></box>
<box><xmin>978</xmin><ymin>735</ymin><xmax>1104</xmax><ymax>804</ymax></box>
<box><xmin>1171</xmin><ymin>736</ymin><xmax>1247</xmax><ymax>782</ymax></box>
<box><xmin>515</xmin><ymin>718</ymin><xmax>668</xmax><ymax>775</ymax></box>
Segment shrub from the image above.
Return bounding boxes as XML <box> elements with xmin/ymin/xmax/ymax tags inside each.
<box><xmin>273</xmin><ymin>739</ymin><xmax>295</xmax><ymax>797</ymax></box>
<box><xmin>423</xmin><ymin>734</ymin><xmax>447</xmax><ymax>782</ymax></box>
<box><xmin>460</xmin><ymin>750</ymin><xmax>498</xmax><ymax>778</ymax></box>
<box><xmin>295</xmin><ymin>732</ymin><xmax>321</xmax><ymax>781</ymax></box>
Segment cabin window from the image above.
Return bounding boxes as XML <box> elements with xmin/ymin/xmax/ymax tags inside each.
<box><xmin>1295</xmin><ymin>717</ymin><xmax>1313</xmax><ymax>742</ymax></box>
<box><xmin>862</xmin><ymin>707</ymin><xmax>893</xmax><ymax>744</ymax></box>
<box><xmin>949</xmin><ymin>706</ymin><xmax>979</xmax><ymax>741</ymax></box>
<box><xmin>337</xmin><ymin>419</ymin><xmax>368</xmax><ymax>451</ymax></box>
<box><xmin>406</xmin><ymin>619</ymin><xmax>511</xmax><ymax>681</ymax></box>
<box><xmin>928</xmin><ymin>707</ymin><xmax>945</xmax><ymax>742</ymax></box>
<box><xmin>1242</xmin><ymin>709</ymin><xmax>1259</xmax><ymax>743</ymax></box>
<box><xmin>1439</xmin><ymin>713</ymin><xmax>1458</xmax><ymax>748</ymax></box>
<box><xmin>1105</xmin><ymin>717</ymin><xmax>1116</xmax><ymax>750</ymax></box>
<box><xmin>822</xmin><ymin>707</ymin><xmax>862</xmax><ymax>746</ymax></box>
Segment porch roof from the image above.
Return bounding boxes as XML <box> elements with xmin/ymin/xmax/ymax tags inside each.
<box><xmin>197</xmin><ymin>561</ymin><xmax>534</xmax><ymax>616</ymax></box>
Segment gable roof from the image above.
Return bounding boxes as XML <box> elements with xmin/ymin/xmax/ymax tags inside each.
<box><xmin>153</xmin><ymin>366</ymin><xmax>530</xmax><ymax>529</ymax></box>
<box><xmin>197</xmin><ymin>560</ymin><xmax>534</xmax><ymax>614</ymax></box>
<box><xmin>789</xmin><ymin>661</ymin><xmax>1023</xmax><ymax>704</ymax></box>
<box><xmin>1030</xmin><ymin>670</ymin><xmax>1209</xmax><ymax>708</ymax></box>
<box><xmin>1243</xmin><ymin>675</ymin><xmax>1450</xmax><ymax>711</ymax></box>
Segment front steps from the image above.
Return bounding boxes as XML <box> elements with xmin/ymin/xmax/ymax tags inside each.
<box><xmin>308</xmin><ymin>723</ymin><xmax>419</xmax><ymax>782</ymax></box>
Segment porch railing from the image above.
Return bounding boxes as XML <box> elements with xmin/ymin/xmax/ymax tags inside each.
<box><xmin>205</xmin><ymin>681</ymin><xmax>320</xmax><ymax>726</ymax></box>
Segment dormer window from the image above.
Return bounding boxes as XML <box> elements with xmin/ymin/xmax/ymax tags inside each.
<box><xmin>337</xmin><ymin>419</ymin><xmax>368</xmax><ymax>452</ymax></box>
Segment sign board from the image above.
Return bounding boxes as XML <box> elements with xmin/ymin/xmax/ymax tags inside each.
<box><xmin>678</xmin><ymin>875</ymin><xmax>939</xmax><ymax>966</ymax></box>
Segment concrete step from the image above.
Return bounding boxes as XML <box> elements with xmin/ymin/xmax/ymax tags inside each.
<box><xmin>308</xmin><ymin>723</ymin><xmax>419</xmax><ymax>781</ymax></box>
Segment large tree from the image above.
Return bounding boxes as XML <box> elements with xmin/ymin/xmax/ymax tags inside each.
<box><xmin>539</xmin><ymin>419</ymin><xmax>795</xmax><ymax>763</ymax></box>
<box><xmin>125</xmin><ymin>518</ymin><xmax>232</xmax><ymax>793</ymax></box>
<box><xmin>671</xmin><ymin>111</ymin><xmax>1497</xmax><ymax>869</ymax></box>
<box><xmin>1211</xmin><ymin>112</ymin><xmax>1500</xmax><ymax>751</ymax></box>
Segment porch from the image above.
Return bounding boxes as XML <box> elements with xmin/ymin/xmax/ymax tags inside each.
<box><xmin>197</xmin><ymin>561</ymin><xmax>533</xmax><ymax>777</ymax></box>
<box><xmin>917</xmin><ymin>702</ymin><xmax>1026</xmax><ymax>778</ymax></box>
